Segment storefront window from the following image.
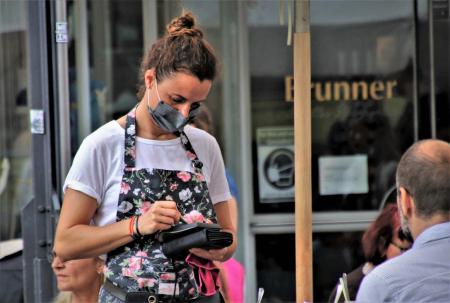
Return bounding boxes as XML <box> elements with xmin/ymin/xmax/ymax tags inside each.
<box><xmin>0</xmin><ymin>1</ymin><xmax>31</xmax><ymax>241</ymax></box>
<box><xmin>69</xmin><ymin>0</ymin><xmax>144</xmax><ymax>153</ymax></box>
<box><xmin>249</xmin><ymin>0</ymin><xmax>416</xmax><ymax>214</ymax></box>
<box><xmin>247</xmin><ymin>0</ymin><xmax>295</xmax><ymax>214</ymax></box>
<box><xmin>252</xmin><ymin>1</ymin><xmax>415</xmax><ymax>300</ymax></box>
<box><xmin>255</xmin><ymin>232</ymin><xmax>364</xmax><ymax>302</ymax></box>
<box><xmin>310</xmin><ymin>0</ymin><xmax>415</xmax><ymax>212</ymax></box>
<box><xmin>69</xmin><ymin>0</ymin><xmax>231</xmax><ymax>155</ymax></box>
<box><xmin>429</xmin><ymin>4</ymin><xmax>450</xmax><ymax>142</ymax></box>
<box><xmin>312</xmin><ymin>231</ymin><xmax>365</xmax><ymax>302</ymax></box>
<box><xmin>256</xmin><ymin>234</ymin><xmax>296</xmax><ymax>302</ymax></box>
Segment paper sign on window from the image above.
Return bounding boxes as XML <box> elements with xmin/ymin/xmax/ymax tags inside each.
<box><xmin>319</xmin><ymin>155</ymin><xmax>368</xmax><ymax>195</ymax></box>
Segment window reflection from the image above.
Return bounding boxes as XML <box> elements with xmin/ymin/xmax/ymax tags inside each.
<box><xmin>313</xmin><ymin>232</ymin><xmax>364</xmax><ymax>302</ymax></box>
<box><xmin>69</xmin><ymin>0</ymin><xmax>144</xmax><ymax>154</ymax></box>
<box><xmin>248</xmin><ymin>0</ymin><xmax>295</xmax><ymax>214</ymax></box>
<box><xmin>247</xmin><ymin>0</ymin><xmax>415</xmax><ymax>213</ymax></box>
<box><xmin>256</xmin><ymin>234</ymin><xmax>296</xmax><ymax>303</ymax></box>
<box><xmin>0</xmin><ymin>1</ymin><xmax>32</xmax><ymax>241</ymax></box>
<box><xmin>309</xmin><ymin>1</ymin><xmax>415</xmax><ymax>212</ymax></box>
<box><xmin>430</xmin><ymin>13</ymin><xmax>450</xmax><ymax>142</ymax></box>
<box><xmin>255</xmin><ymin>232</ymin><xmax>364</xmax><ymax>302</ymax></box>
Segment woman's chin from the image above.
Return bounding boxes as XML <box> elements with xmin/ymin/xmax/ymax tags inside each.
<box><xmin>57</xmin><ymin>279</ymin><xmax>72</xmax><ymax>292</ymax></box>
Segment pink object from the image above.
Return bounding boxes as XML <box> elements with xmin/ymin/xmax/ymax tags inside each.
<box><xmin>185</xmin><ymin>254</ymin><xmax>221</xmax><ymax>296</ymax></box>
<box><xmin>222</xmin><ymin>258</ymin><xmax>245</xmax><ymax>303</ymax></box>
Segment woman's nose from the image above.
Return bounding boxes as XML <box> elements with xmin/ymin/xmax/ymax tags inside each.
<box><xmin>51</xmin><ymin>255</ymin><xmax>65</xmax><ymax>269</ymax></box>
<box><xmin>177</xmin><ymin>104</ymin><xmax>191</xmax><ymax>118</ymax></box>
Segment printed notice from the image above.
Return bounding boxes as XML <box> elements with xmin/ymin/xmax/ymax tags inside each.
<box><xmin>319</xmin><ymin>155</ymin><xmax>368</xmax><ymax>195</ymax></box>
<box><xmin>257</xmin><ymin>127</ymin><xmax>294</xmax><ymax>203</ymax></box>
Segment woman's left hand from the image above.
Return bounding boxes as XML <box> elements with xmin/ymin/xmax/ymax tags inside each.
<box><xmin>189</xmin><ymin>247</ymin><xmax>228</xmax><ymax>261</ymax></box>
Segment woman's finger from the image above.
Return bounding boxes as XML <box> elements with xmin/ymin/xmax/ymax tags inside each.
<box><xmin>189</xmin><ymin>248</ymin><xmax>226</xmax><ymax>261</ymax></box>
<box><xmin>153</xmin><ymin>207</ymin><xmax>179</xmax><ymax>219</ymax></box>
<box><xmin>153</xmin><ymin>213</ymin><xmax>176</xmax><ymax>225</ymax></box>
<box><xmin>154</xmin><ymin>200</ymin><xmax>178</xmax><ymax>209</ymax></box>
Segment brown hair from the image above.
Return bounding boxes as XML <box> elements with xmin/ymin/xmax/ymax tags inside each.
<box><xmin>361</xmin><ymin>204</ymin><xmax>400</xmax><ymax>265</ymax></box>
<box><xmin>190</xmin><ymin>105</ymin><xmax>215</xmax><ymax>135</ymax></box>
<box><xmin>136</xmin><ymin>12</ymin><xmax>217</xmax><ymax>100</ymax></box>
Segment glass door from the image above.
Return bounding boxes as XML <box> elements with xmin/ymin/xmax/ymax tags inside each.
<box><xmin>0</xmin><ymin>0</ymin><xmax>31</xmax><ymax>243</ymax></box>
<box><xmin>0</xmin><ymin>3</ymin><xmax>31</xmax><ymax>302</ymax></box>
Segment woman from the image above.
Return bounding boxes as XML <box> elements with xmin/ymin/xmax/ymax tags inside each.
<box><xmin>54</xmin><ymin>12</ymin><xmax>236</xmax><ymax>303</ymax></box>
<box><xmin>52</xmin><ymin>254</ymin><xmax>104</xmax><ymax>303</ymax></box>
<box><xmin>328</xmin><ymin>204</ymin><xmax>412</xmax><ymax>302</ymax></box>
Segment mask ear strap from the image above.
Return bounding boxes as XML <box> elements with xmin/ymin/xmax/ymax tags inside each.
<box><xmin>147</xmin><ymin>87</ymin><xmax>151</xmax><ymax>108</ymax></box>
<box><xmin>155</xmin><ymin>80</ymin><xmax>162</xmax><ymax>101</ymax></box>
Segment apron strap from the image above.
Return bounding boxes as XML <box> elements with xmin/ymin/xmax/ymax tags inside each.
<box><xmin>123</xmin><ymin>106</ymin><xmax>205</xmax><ymax>174</ymax></box>
<box><xmin>179</xmin><ymin>131</ymin><xmax>205</xmax><ymax>175</ymax></box>
<box><xmin>124</xmin><ymin>107</ymin><xmax>138</xmax><ymax>169</ymax></box>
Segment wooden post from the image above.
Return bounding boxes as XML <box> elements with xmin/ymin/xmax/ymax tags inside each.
<box><xmin>294</xmin><ymin>1</ymin><xmax>312</xmax><ymax>302</ymax></box>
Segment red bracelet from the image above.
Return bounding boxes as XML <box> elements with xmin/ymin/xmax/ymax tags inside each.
<box><xmin>129</xmin><ymin>216</ymin><xmax>136</xmax><ymax>238</ymax></box>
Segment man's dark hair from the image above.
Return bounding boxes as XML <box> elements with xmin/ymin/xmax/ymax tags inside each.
<box><xmin>396</xmin><ymin>139</ymin><xmax>450</xmax><ymax>218</ymax></box>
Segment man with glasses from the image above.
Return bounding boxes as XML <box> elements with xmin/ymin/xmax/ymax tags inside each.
<box><xmin>356</xmin><ymin>139</ymin><xmax>450</xmax><ymax>303</ymax></box>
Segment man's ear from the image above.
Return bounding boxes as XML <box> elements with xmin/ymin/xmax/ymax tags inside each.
<box><xmin>144</xmin><ymin>68</ymin><xmax>156</xmax><ymax>88</ymax></box>
<box><xmin>398</xmin><ymin>187</ymin><xmax>414</xmax><ymax>217</ymax></box>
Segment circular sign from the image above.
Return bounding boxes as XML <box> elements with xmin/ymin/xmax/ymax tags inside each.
<box><xmin>263</xmin><ymin>148</ymin><xmax>294</xmax><ymax>189</ymax></box>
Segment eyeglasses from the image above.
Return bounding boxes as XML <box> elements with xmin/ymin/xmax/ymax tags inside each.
<box><xmin>390</xmin><ymin>242</ymin><xmax>410</xmax><ymax>253</ymax></box>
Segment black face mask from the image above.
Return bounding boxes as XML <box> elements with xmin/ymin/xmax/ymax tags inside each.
<box><xmin>147</xmin><ymin>101</ymin><xmax>200</xmax><ymax>133</ymax></box>
<box><xmin>146</xmin><ymin>81</ymin><xmax>200</xmax><ymax>133</ymax></box>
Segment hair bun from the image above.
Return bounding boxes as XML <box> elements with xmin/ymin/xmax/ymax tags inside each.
<box><xmin>167</xmin><ymin>12</ymin><xmax>203</xmax><ymax>38</ymax></box>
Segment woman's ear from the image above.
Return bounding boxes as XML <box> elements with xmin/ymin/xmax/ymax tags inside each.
<box><xmin>144</xmin><ymin>68</ymin><xmax>156</xmax><ymax>88</ymax></box>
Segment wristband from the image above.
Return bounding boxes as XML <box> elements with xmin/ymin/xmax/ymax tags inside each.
<box><xmin>134</xmin><ymin>215</ymin><xmax>143</xmax><ymax>238</ymax></box>
<box><xmin>129</xmin><ymin>216</ymin><xmax>137</xmax><ymax>239</ymax></box>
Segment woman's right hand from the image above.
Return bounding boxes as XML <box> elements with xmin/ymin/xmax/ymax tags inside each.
<box><xmin>138</xmin><ymin>201</ymin><xmax>181</xmax><ymax>235</ymax></box>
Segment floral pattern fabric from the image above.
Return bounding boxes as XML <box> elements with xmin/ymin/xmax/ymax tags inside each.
<box><xmin>104</xmin><ymin>109</ymin><xmax>217</xmax><ymax>301</ymax></box>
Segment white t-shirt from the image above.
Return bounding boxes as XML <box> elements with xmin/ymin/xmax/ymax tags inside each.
<box><xmin>63</xmin><ymin>121</ymin><xmax>231</xmax><ymax>227</ymax></box>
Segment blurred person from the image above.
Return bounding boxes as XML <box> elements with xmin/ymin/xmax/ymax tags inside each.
<box><xmin>328</xmin><ymin>204</ymin><xmax>412</xmax><ymax>302</ymax></box>
<box><xmin>191</xmin><ymin>106</ymin><xmax>244</xmax><ymax>303</ymax></box>
<box><xmin>356</xmin><ymin>139</ymin><xmax>450</xmax><ymax>302</ymax></box>
<box><xmin>54</xmin><ymin>12</ymin><xmax>235</xmax><ymax>303</ymax></box>
<box><xmin>52</xmin><ymin>253</ymin><xmax>104</xmax><ymax>303</ymax></box>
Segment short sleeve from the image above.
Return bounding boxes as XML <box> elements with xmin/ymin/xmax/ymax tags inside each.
<box><xmin>63</xmin><ymin>138</ymin><xmax>104</xmax><ymax>205</ymax></box>
<box><xmin>225</xmin><ymin>170</ymin><xmax>239</xmax><ymax>202</ymax></box>
<box><xmin>206</xmin><ymin>138</ymin><xmax>231</xmax><ymax>204</ymax></box>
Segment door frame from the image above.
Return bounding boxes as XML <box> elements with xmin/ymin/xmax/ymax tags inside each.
<box><xmin>22</xmin><ymin>1</ymin><xmax>59</xmax><ymax>302</ymax></box>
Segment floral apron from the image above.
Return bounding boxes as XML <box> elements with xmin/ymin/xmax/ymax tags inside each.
<box><xmin>103</xmin><ymin>109</ymin><xmax>217</xmax><ymax>302</ymax></box>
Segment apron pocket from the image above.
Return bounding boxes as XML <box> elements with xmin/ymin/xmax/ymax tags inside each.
<box><xmin>156</xmin><ymin>271</ymin><xmax>179</xmax><ymax>296</ymax></box>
